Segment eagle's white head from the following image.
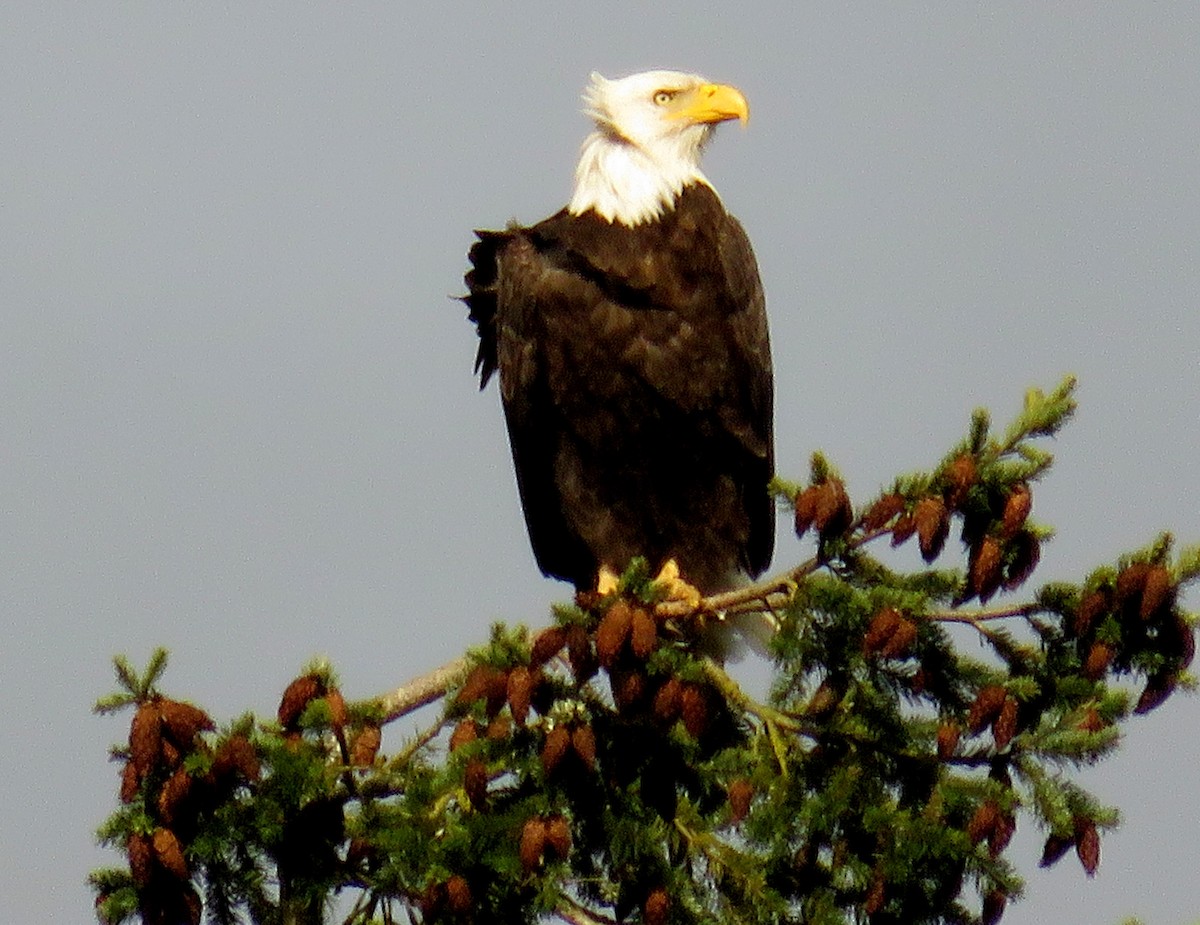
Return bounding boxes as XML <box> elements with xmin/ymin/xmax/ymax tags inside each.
<box><xmin>568</xmin><ymin>70</ymin><xmax>749</xmax><ymax>227</ymax></box>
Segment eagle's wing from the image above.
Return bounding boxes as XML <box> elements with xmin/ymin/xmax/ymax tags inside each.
<box><xmin>465</xmin><ymin>222</ymin><xmax>599</xmax><ymax>587</ymax></box>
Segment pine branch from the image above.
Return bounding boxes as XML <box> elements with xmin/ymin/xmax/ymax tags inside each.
<box><xmin>376</xmin><ymin>654</ymin><xmax>469</xmax><ymax>724</ymax></box>
<box><xmin>92</xmin><ymin>377</ymin><xmax>1198</xmax><ymax>925</ymax></box>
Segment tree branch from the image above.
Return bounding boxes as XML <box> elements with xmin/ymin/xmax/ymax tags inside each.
<box><xmin>377</xmin><ymin>655</ymin><xmax>468</xmax><ymax>724</ymax></box>
<box><xmin>555</xmin><ymin>896</ymin><xmax>617</xmax><ymax>925</ymax></box>
<box><xmin>656</xmin><ymin>527</ymin><xmax>898</xmax><ymax>621</ymax></box>
<box><xmin>368</xmin><ymin>534</ymin><xmax>1032</xmax><ymax>729</ymax></box>
<box><xmin>371</xmin><ymin>552</ymin><xmax>834</xmax><ymax>724</ymax></box>
<box><xmin>926</xmin><ymin>602</ymin><xmax>1039</xmax><ymax>624</ymax></box>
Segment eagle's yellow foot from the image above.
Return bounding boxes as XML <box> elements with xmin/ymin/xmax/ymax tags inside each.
<box><xmin>596</xmin><ymin>565</ymin><xmax>621</xmax><ymax>596</ymax></box>
<box><xmin>654</xmin><ymin>559</ymin><xmax>702</xmax><ymax>608</ymax></box>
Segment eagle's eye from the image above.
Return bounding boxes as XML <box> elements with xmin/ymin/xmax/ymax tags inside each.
<box><xmin>653</xmin><ymin>90</ymin><xmax>676</xmax><ymax>106</ymax></box>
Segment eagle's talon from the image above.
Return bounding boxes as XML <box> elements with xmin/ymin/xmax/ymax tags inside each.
<box><xmin>654</xmin><ymin>559</ymin><xmax>702</xmax><ymax>609</ymax></box>
<box><xmin>596</xmin><ymin>566</ymin><xmax>621</xmax><ymax>596</ymax></box>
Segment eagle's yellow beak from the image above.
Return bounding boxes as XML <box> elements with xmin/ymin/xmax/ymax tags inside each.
<box><xmin>674</xmin><ymin>83</ymin><xmax>749</xmax><ymax>126</ymax></box>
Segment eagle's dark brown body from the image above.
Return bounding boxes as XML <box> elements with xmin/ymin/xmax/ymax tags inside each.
<box><xmin>466</xmin><ymin>183</ymin><xmax>773</xmax><ymax>593</ymax></box>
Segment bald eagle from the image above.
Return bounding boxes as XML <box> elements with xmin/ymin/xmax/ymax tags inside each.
<box><xmin>465</xmin><ymin>70</ymin><xmax>773</xmax><ymax>598</ymax></box>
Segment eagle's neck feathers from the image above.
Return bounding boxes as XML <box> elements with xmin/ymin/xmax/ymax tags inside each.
<box><xmin>568</xmin><ymin>127</ymin><xmax>716</xmax><ymax>227</ymax></box>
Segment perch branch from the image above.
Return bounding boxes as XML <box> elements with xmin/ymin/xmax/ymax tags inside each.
<box><xmin>371</xmin><ymin>525</ymin><xmax>996</xmax><ymax>726</ymax></box>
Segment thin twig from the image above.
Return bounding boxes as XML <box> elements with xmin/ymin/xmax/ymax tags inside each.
<box><xmin>701</xmin><ymin>658</ymin><xmax>808</xmax><ymax>736</ymax></box>
<box><xmin>927</xmin><ymin>602</ymin><xmax>1039</xmax><ymax>625</ymax></box>
<box><xmin>390</xmin><ymin>716</ymin><xmax>448</xmax><ymax>766</ymax></box>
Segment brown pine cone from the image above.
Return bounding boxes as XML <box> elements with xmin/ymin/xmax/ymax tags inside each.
<box><xmin>544</xmin><ymin>815</ymin><xmax>572</xmax><ymax>859</ymax></box>
<box><xmin>992</xmin><ymin>696</ymin><xmax>1019</xmax><ymax>749</ymax></box>
<box><xmin>652</xmin><ymin>677</ymin><xmax>684</xmax><ymax>724</ymax></box>
<box><xmin>1000</xmin><ymin>483</ymin><xmax>1032</xmax><ymax>538</ymax></box>
<box><xmin>596</xmin><ymin>600</ymin><xmax>635</xmax><ymax>668</ymax></box>
<box><xmin>463</xmin><ymin>758</ymin><xmax>488</xmax><ymax>808</ymax></box>
<box><xmin>680</xmin><ymin>683</ymin><xmax>710</xmax><ymax>738</ymax></box>
<box><xmin>967</xmin><ymin>685</ymin><xmax>1007</xmax><ymax>734</ymax></box>
<box><xmin>519</xmin><ymin>817</ymin><xmax>547</xmax><ymax>873</ymax></box>
<box><xmin>446</xmin><ymin>875</ymin><xmax>473</xmax><ymax>914</ymax></box>
<box><xmin>541</xmin><ymin>725</ymin><xmax>571</xmax><ymax>775</ymax></box>
<box><xmin>643</xmin><ymin>888</ymin><xmax>671</xmax><ymax>925</ymax></box>
<box><xmin>152</xmin><ymin>827</ymin><xmax>189</xmax><ymax>880</ymax></box>
<box><xmin>530</xmin><ymin>625</ymin><xmax>568</xmax><ymax>668</ymax></box>
<box><xmin>349</xmin><ymin>724</ymin><xmax>382</xmax><ymax>767</ymax></box>
<box><xmin>449</xmin><ymin>719</ymin><xmax>480</xmax><ymax>752</ymax></box>
<box><xmin>629</xmin><ymin>607</ymin><xmax>659</xmax><ymax>659</ymax></box>
<box><xmin>571</xmin><ymin>724</ymin><xmax>597</xmax><ymax>770</ymax></box>
<box><xmin>159</xmin><ymin>699</ymin><xmax>215</xmax><ymax>746</ymax></box>
<box><xmin>861</xmin><ymin>493</ymin><xmax>906</xmax><ymax>531</ymax></box>
<box><xmin>506</xmin><ymin>666</ymin><xmax>534</xmax><ymax>725</ymax></box>
<box><xmin>943</xmin><ymin>455</ymin><xmax>978</xmax><ymax>510</ymax></box>
<box><xmin>936</xmin><ymin>721</ymin><xmax>961</xmax><ymax>760</ymax></box>
<box><xmin>1075</xmin><ymin>818</ymin><xmax>1100</xmax><ymax>877</ymax></box>
<box><xmin>728</xmin><ymin>778</ymin><xmax>753</xmax><ymax>823</ymax></box>
<box><xmin>914</xmin><ymin>496</ymin><xmax>950</xmax><ymax>562</ymax></box>
<box><xmin>129</xmin><ymin>701</ymin><xmax>163</xmax><ymax>778</ymax></box>
<box><xmin>278</xmin><ymin>675</ymin><xmax>322</xmax><ymax>730</ymax></box>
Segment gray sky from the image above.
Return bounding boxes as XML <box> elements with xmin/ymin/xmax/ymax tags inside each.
<box><xmin>2</xmin><ymin>4</ymin><xmax>1197</xmax><ymax>922</ymax></box>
